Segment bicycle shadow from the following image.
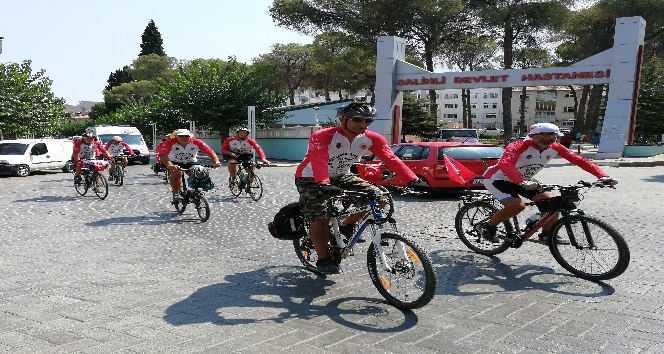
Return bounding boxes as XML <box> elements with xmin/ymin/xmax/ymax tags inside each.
<box><xmin>13</xmin><ymin>195</ymin><xmax>79</xmax><ymax>203</ymax></box>
<box><xmin>164</xmin><ymin>266</ymin><xmax>418</xmax><ymax>333</ymax></box>
<box><xmin>85</xmin><ymin>210</ymin><xmax>206</xmax><ymax>227</ymax></box>
<box><xmin>429</xmin><ymin>249</ymin><xmax>615</xmax><ymax>298</ymax></box>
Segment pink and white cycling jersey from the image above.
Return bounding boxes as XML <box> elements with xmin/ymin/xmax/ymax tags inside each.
<box><xmin>104</xmin><ymin>141</ymin><xmax>134</xmax><ymax>156</ymax></box>
<box><xmin>73</xmin><ymin>140</ymin><xmax>108</xmax><ymax>160</ymax></box>
<box><xmin>484</xmin><ymin>139</ymin><xmax>607</xmax><ymax>184</ymax></box>
<box><xmin>156</xmin><ymin>138</ymin><xmax>214</xmax><ymax>164</ymax></box>
<box><xmin>221</xmin><ymin>136</ymin><xmax>266</xmax><ymax>158</ymax></box>
<box><xmin>296</xmin><ymin>127</ymin><xmax>417</xmax><ymax>184</ymax></box>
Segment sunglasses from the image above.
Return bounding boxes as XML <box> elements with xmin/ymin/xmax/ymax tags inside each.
<box><xmin>348</xmin><ymin>117</ymin><xmax>374</xmax><ymax>124</ymax></box>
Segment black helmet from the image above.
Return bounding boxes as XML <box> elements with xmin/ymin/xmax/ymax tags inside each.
<box><xmin>337</xmin><ymin>101</ymin><xmax>377</xmax><ymax>118</ymax></box>
<box><xmin>189</xmin><ymin>165</ymin><xmax>209</xmax><ymax>182</ymax></box>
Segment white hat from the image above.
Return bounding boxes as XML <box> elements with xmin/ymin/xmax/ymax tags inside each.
<box><xmin>528</xmin><ymin>123</ymin><xmax>562</xmax><ymax>136</ymax></box>
<box><xmin>174</xmin><ymin>129</ymin><xmax>192</xmax><ymax>136</ymax></box>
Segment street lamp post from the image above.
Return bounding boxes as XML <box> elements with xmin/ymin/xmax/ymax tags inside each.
<box><xmin>0</xmin><ymin>36</ymin><xmax>4</xmax><ymax>54</ymax></box>
<box><xmin>313</xmin><ymin>106</ymin><xmax>320</xmax><ymax>127</ymax></box>
<box><xmin>149</xmin><ymin>122</ymin><xmax>157</xmax><ymax>151</ymax></box>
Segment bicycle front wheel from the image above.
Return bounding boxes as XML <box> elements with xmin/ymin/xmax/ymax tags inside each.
<box><xmin>115</xmin><ymin>166</ymin><xmax>124</xmax><ymax>186</ymax></box>
<box><xmin>75</xmin><ymin>175</ymin><xmax>89</xmax><ymax>196</ymax></box>
<box><xmin>194</xmin><ymin>193</ymin><xmax>211</xmax><ymax>222</ymax></box>
<box><xmin>92</xmin><ymin>173</ymin><xmax>108</xmax><ymax>200</ymax></box>
<box><xmin>455</xmin><ymin>201</ymin><xmax>512</xmax><ymax>256</ymax></box>
<box><xmin>247</xmin><ymin>174</ymin><xmax>263</xmax><ymax>201</ymax></box>
<box><xmin>549</xmin><ymin>215</ymin><xmax>630</xmax><ymax>281</ymax></box>
<box><xmin>367</xmin><ymin>232</ymin><xmax>437</xmax><ymax>309</ymax></box>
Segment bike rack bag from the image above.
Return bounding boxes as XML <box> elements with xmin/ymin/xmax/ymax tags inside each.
<box><xmin>268</xmin><ymin>202</ymin><xmax>307</xmax><ymax>240</ymax></box>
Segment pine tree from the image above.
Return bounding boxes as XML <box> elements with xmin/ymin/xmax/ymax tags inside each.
<box><xmin>105</xmin><ymin>66</ymin><xmax>133</xmax><ymax>91</ymax></box>
<box><xmin>139</xmin><ymin>19</ymin><xmax>166</xmax><ymax>57</ymax></box>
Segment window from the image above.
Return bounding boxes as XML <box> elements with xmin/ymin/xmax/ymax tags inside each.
<box><xmin>483</xmin><ymin>103</ymin><xmax>498</xmax><ymax>109</ymax></box>
<box><xmin>444</xmin><ymin>93</ymin><xmax>459</xmax><ymax>99</ymax></box>
<box><xmin>485</xmin><ymin>114</ymin><xmax>497</xmax><ymax>119</ymax></box>
<box><xmin>470</xmin><ymin>114</ymin><xmax>476</xmax><ymax>119</ymax></box>
<box><xmin>30</xmin><ymin>143</ymin><xmax>48</xmax><ymax>155</ymax></box>
<box><xmin>396</xmin><ymin>145</ymin><xmax>429</xmax><ymax>160</ymax></box>
<box><xmin>564</xmin><ymin>106</ymin><xmax>575</xmax><ymax>113</ymax></box>
<box><xmin>438</xmin><ymin>146</ymin><xmax>504</xmax><ymax>160</ymax></box>
<box><xmin>443</xmin><ymin>114</ymin><xmax>458</xmax><ymax>119</ymax></box>
<box><xmin>483</xmin><ymin>92</ymin><xmax>499</xmax><ymax>99</ymax></box>
<box><xmin>565</xmin><ymin>92</ymin><xmax>575</xmax><ymax>98</ymax></box>
<box><xmin>471</xmin><ymin>104</ymin><xmax>477</xmax><ymax>109</ymax></box>
<box><xmin>519</xmin><ymin>93</ymin><xmax>530</xmax><ymax>99</ymax></box>
<box><xmin>444</xmin><ymin>104</ymin><xmax>458</xmax><ymax>109</ymax></box>
<box><xmin>472</xmin><ymin>93</ymin><xmax>479</xmax><ymax>99</ymax></box>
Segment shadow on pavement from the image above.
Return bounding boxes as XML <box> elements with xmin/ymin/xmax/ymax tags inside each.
<box><xmin>164</xmin><ymin>266</ymin><xmax>419</xmax><ymax>333</ymax></box>
<box><xmin>429</xmin><ymin>250</ymin><xmax>615</xmax><ymax>297</ymax></box>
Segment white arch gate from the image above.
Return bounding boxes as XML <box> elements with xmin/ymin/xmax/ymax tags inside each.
<box><xmin>374</xmin><ymin>16</ymin><xmax>646</xmax><ymax>159</ymax></box>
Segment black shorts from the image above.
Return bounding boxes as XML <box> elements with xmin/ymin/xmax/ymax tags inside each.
<box><xmin>485</xmin><ymin>180</ymin><xmax>538</xmax><ymax>202</ymax></box>
<box><xmin>224</xmin><ymin>153</ymin><xmax>253</xmax><ymax>163</ymax></box>
<box><xmin>172</xmin><ymin>162</ymin><xmax>198</xmax><ymax>175</ymax></box>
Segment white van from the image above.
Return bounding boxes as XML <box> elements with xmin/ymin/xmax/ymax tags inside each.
<box><xmin>86</xmin><ymin>125</ymin><xmax>150</xmax><ymax>164</ymax></box>
<box><xmin>0</xmin><ymin>139</ymin><xmax>74</xmax><ymax>177</ymax></box>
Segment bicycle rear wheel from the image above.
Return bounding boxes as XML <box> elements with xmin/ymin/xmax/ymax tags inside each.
<box><xmin>92</xmin><ymin>173</ymin><xmax>108</xmax><ymax>200</ymax></box>
<box><xmin>229</xmin><ymin>176</ymin><xmax>242</xmax><ymax>197</ymax></box>
<box><xmin>293</xmin><ymin>234</ymin><xmax>319</xmax><ymax>272</ymax></box>
<box><xmin>549</xmin><ymin>214</ymin><xmax>630</xmax><ymax>281</ymax></box>
<box><xmin>194</xmin><ymin>193</ymin><xmax>211</xmax><ymax>222</ymax></box>
<box><xmin>367</xmin><ymin>232</ymin><xmax>437</xmax><ymax>309</ymax></box>
<box><xmin>247</xmin><ymin>174</ymin><xmax>263</xmax><ymax>201</ymax></box>
<box><xmin>454</xmin><ymin>201</ymin><xmax>512</xmax><ymax>256</ymax></box>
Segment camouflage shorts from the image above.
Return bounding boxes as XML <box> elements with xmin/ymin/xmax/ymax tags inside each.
<box><xmin>295</xmin><ymin>174</ymin><xmax>381</xmax><ymax>222</ymax></box>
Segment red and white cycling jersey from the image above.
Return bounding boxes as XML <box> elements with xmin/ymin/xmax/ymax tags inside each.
<box><xmin>156</xmin><ymin>138</ymin><xmax>214</xmax><ymax>164</ymax></box>
<box><xmin>484</xmin><ymin>139</ymin><xmax>607</xmax><ymax>184</ymax></box>
<box><xmin>73</xmin><ymin>140</ymin><xmax>108</xmax><ymax>160</ymax></box>
<box><xmin>221</xmin><ymin>136</ymin><xmax>266</xmax><ymax>158</ymax></box>
<box><xmin>104</xmin><ymin>141</ymin><xmax>134</xmax><ymax>156</ymax></box>
<box><xmin>296</xmin><ymin>127</ymin><xmax>417</xmax><ymax>184</ymax></box>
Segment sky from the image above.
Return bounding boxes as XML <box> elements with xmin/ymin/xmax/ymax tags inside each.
<box><xmin>1</xmin><ymin>0</ymin><xmax>314</xmax><ymax>105</ymax></box>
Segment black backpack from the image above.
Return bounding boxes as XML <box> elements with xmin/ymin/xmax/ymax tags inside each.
<box><xmin>268</xmin><ymin>202</ymin><xmax>307</xmax><ymax>240</ymax></box>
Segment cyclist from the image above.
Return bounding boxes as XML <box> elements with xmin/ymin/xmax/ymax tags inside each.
<box><xmin>157</xmin><ymin>129</ymin><xmax>221</xmax><ymax>202</ymax></box>
<box><xmin>295</xmin><ymin>101</ymin><xmax>420</xmax><ymax>274</ymax></box>
<box><xmin>221</xmin><ymin>127</ymin><xmax>270</xmax><ymax>186</ymax></box>
<box><xmin>104</xmin><ymin>136</ymin><xmax>135</xmax><ymax>178</ymax></box>
<box><xmin>72</xmin><ymin>133</ymin><xmax>112</xmax><ymax>184</ymax></box>
<box><xmin>153</xmin><ymin>135</ymin><xmax>172</xmax><ymax>179</ymax></box>
<box><xmin>481</xmin><ymin>122</ymin><xmax>617</xmax><ymax>243</ymax></box>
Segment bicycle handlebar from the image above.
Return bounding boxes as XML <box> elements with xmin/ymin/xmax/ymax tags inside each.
<box><xmin>540</xmin><ymin>179</ymin><xmax>616</xmax><ymax>191</ymax></box>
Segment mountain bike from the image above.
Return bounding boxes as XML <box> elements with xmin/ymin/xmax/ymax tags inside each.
<box><xmin>172</xmin><ymin>165</ymin><xmax>215</xmax><ymax>222</ymax></box>
<box><xmin>228</xmin><ymin>159</ymin><xmax>265</xmax><ymax>201</ymax></box>
<box><xmin>454</xmin><ymin>180</ymin><xmax>630</xmax><ymax>281</ymax></box>
<box><xmin>293</xmin><ymin>188</ymin><xmax>437</xmax><ymax>309</ymax></box>
<box><xmin>108</xmin><ymin>155</ymin><xmax>129</xmax><ymax>187</ymax></box>
<box><xmin>74</xmin><ymin>159</ymin><xmax>109</xmax><ymax>200</ymax></box>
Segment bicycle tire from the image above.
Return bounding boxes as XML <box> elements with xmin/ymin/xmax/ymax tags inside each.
<box><xmin>115</xmin><ymin>165</ymin><xmax>124</xmax><ymax>187</ymax></box>
<box><xmin>164</xmin><ymin>168</ymin><xmax>171</xmax><ymax>184</ymax></box>
<box><xmin>229</xmin><ymin>176</ymin><xmax>242</xmax><ymax>197</ymax></box>
<box><xmin>367</xmin><ymin>232</ymin><xmax>437</xmax><ymax>309</ymax></box>
<box><xmin>377</xmin><ymin>185</ymin><xmax>394</xmax><ymax>218</ymax></box>
<box><xmin>75</xmin><ymin>172</ymin><xmax>89</xmax><ymax>196</ymax></box>
<box><xmin>454</xmin><ymin>201</ymin><xmax>512</xmax><ymax>256</ymax></box>
<box><xmin>548</xmin><ymin>214</ymin><xmax>630</xmax><ymax>281</ymax></box>
<box><xmin>194</xmin><ymin>193</ymin><xmax>211</xmax><ymax>222</ymax></box>
<box><xmin>92</xmin><ymin>173</ymin><xmax>109</xmax><ymax>200</ymax></box>
<box><xmin>247</xmin><ymin>174</ymin><xmax>263</xmax><ymax>201</ymax></box>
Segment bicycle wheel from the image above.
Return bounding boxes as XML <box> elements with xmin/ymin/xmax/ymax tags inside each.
<box><xmin>454</xmin><ymin>201</ymin><xmax>512</xmax><ymax>256</ymax></box>
<box><xmin>293</xmin><ymin>234</ymin><xmax>319</xmax><ymax>272</ymax></box>
<box><xmin>247</xmin><ymin>174</ymin><xmax>263</xmax><ymax>201</ymax></box>
<box><xmin>377</xmin><ymin>185</ymin><xmax>394</xmax><ymax>218</ymax></box>
<box><xmin>173</xmin><ymin>190</ymin><xmax>187</xmax><ymax>214</ymax></box>
<box><xmin>74</xmin><ymin>174</ymin><xmax>89</xmax><ymax>196</ymax></box>
<box><xmin>164</xmin><ymin>168</ymin><xmax>171</xmax><ymax>184</ymax></box>
<box><xmin>367</xmin><ymin>232</ymin><xmax>437</xmax><ymax>309</ymax></box>
<box><xmin>92</xmin><ymin>173</ymin><xmax>109</xmax><ymax>200</ymax></box>
<box><xmin>115</xmin><ymin>166</ymin><xmax>124</xmax><ymax>187</ymax></box>
<box><xmin>194</xmin><ymin>193</ymin><xmax>211</xmax><ymax>222</ymax></box>
<box><xmin>229</xmin><ymin>176</ymin><xmax>242</xmax><ymax>197</ymax></box>
<box><xmin>548</xmin><ymin>214</ymin><xmax>630</xmax><ymax>281</ymax></box>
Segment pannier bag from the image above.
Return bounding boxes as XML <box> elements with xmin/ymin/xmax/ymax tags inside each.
<box><xmin>268</xmin><ymin>202</ymin><xmax>307</xmax><ymax>240</ymax></box>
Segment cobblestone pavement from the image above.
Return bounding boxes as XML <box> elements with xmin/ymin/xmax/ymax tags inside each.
<box><xmin>0</xmin><ymin>160</ymin><xmax>663</xmax><ymax>353</ymax></box>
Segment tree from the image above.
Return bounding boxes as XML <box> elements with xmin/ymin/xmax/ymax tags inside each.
<box><xmin>636</xmin><ymin>56</ymin><xmax>664</xmax><ymax>139</ymax></box>
<box><xmin>467</xmin><ymin>0</ymin><xmax>571</xmax><ymax>138</ymax></box>
<box><xmin>105</xmin><ymin>66</ymin><xmax>133</xmax><ymax>91</ymax></box>
<box><xmin>253</xmin><ymin>43</ymin><xmax>313</xmax><ymax>105</ymax></box>
<box><xmin>102</xmin><ymin>54</ymin><xmax>177</xmax><ymax>107</ymax></box>
<box><xmin>0</xmin><ymin>60</ymin><xmax>68</xmax><ymax>139</ymax></box>
<box><xmin>401</xmin><ymin>94</ymin><xmax>438</xmax><ymax>140</ymax></box>
<box><xmin>139</xmin><ymin>19</ymin><xmax>166</xmax><ymax>57</ymax></box>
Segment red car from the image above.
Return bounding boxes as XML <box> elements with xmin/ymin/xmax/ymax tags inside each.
<box><xmin>355</xmin><ymin>142</ymin><xmax>504</xmax><ymax>191</ymax></box>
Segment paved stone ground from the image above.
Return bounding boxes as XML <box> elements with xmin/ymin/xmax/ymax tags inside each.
<box><xmin>0</xmin><ymin>159</ymin><xmax>663</xmax><ymax>353</ymax></box>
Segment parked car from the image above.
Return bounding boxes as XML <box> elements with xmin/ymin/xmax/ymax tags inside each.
<box><xmin>504</xmin><ymin>136</ymin><xmax>526</xmax><ymax>146</ymax></box>
<box><xmin>354</xmin><ymin>142</ymin><xmax>504</xmax><ymax>191</ymax></box>
<box><xmin>0</xmin><ymin>139</ymin><xmax>74</xmax><ymax>177</ymax></box>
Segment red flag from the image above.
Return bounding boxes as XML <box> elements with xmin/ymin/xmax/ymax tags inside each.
<box><xmin>443</xmin><ymin>155</ymin><xmax>477</xmax><ymax>185</ymax></box>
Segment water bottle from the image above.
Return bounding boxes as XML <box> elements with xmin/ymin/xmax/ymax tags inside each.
<box><xmin>523</xmin><ymin>212</ymin><xmax>541</xmax><ymax>232</ymax></box>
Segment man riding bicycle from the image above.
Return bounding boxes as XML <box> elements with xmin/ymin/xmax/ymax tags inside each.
<box><xmin>157</xmin><ymin>129</ymin><xmax>221</xmax><ymax>202</ymax></box>
<box><xmin>104</xmin><ymin>136</ymin><xmax>135</xmax><ymax>177</ymax></box>
<box><xmin>482</xmin><ymin>123</ymin><xmax>617</xmax><ymax>243</ymax></box>
<box><xmin>295</xmin><ymin>101</ymin><xmax>420</xmax><ymax>274</ymax></box>
<box><xmin>221</xmin><ymin>127</ymin><xmax>270</xmax><ymax>186</ymax></box>
<box><xmin>72</xmin><ymin>133</ymin><xmax>112</xmax><ymax>184</ymax></box>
